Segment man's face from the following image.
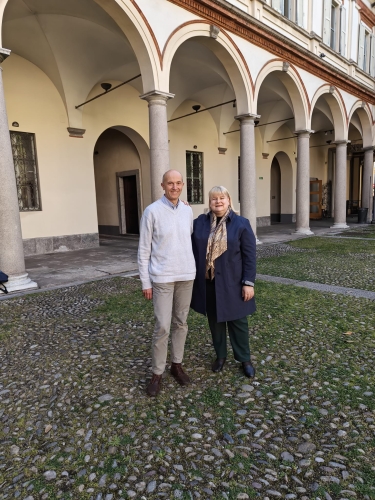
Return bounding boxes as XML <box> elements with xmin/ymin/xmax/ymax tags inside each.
<box><xmin>161</xmin><ymin>172</ymin><xmax>184</xmax><ymax>202</ymax></box>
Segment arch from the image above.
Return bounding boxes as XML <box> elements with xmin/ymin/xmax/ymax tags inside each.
<box><xmin>273</xmin><ymin>151</ymin><xmax>294</xmax><ymax>220</ymax></box>
<box><xmin>0</xmin><ymin>0</ymin><xmax>160</xmax><ymax>92</ymax></box>
<box><xmin>348</xmin><ymin>101</ymin><xmax>373</xmax><ymax>148</ymax></box>
<box><xmin>254</xmin><ymin>59</ymin><xmax>309</xmax><ymax>131</ymax></box>
<box><xmin>161</xmin><ymin>21</ymin><xmax>253</xmax><ymax>115</ymax></box>
<box><xmin>310</xmin><ymin>85</ymin><xmax>347</xmax><ymax>141</ymax></box>
<box><xmin>93</xmin><ymin>125</ymin><xmax>151</xmax><ymax>234</ymax></box>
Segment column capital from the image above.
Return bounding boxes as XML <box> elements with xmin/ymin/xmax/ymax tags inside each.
<box><xmin>140</xmin><ymin>90</ymin><xmax>175</xmax><ymax>103</ymax></box>
<box><xmin>333</xmin><ymin>140</ymin><xmax>350</xmax><ymax>146</ymax></box>
<box><xmin>235</xmin><ymin>113</ymin><xmax>261</xmax><ymax>123</ymax></box>
<box><xmin>294</xmin><ymin>129</ymin><xmax>314</xmax><ymax>137</ymax></box>
<box><xmin>362</xmin><ymin>145</ymin><xmax>375</xmax><ymax>152</ymax></box>
<box><xmin>0</xmin><ymin>48</ymin><xmax>11</xmax><ymax>64</ymax></box>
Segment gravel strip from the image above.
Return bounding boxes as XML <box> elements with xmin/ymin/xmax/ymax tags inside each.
<box><xmin>257</xmin><ymin>274</ymin><xmax>375</xmax><ymax>300</ymax></box>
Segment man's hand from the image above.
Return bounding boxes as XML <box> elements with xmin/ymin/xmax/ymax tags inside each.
<box><xmin>242</xmin><ymin>286</ymin><xmax>254</xmax><ymax>302</ymax></box>
<box><xmin>143</xmin><ymin>288</ymin><xmax>153</xmax><ymax>300</ymax></box>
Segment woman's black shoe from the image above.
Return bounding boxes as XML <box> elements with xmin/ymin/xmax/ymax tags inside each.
<box><xmin>212</xmin><ymin>358</ymin><xmax>226</xmax><ymax>372</ymax></box>
<box><xmin>242</xmin><ymin>361</ymin><xmax>256</xmax><ymax>378</ymax></box>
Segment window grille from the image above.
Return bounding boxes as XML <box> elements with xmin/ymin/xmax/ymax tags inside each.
<box><xmin>10</xmin><ymin>131</ymin><xmax>41</xmax><ymax>211</ymax></box>
<box><xmin>186</xmin><ymin>151</ymin><xmax>203</xmax><ymax>204</ymax></box>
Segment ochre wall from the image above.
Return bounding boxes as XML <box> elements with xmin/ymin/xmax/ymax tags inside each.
<box><xmin>4</xmin><ymin>54</ymin><xmax>99</xmax><ymax>239</ymax></box>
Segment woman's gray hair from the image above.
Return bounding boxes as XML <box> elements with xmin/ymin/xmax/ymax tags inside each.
<box><xmin>208</xmin><ymin>186</ymin><xmax>233</xmax><ymax>209</ymax></box>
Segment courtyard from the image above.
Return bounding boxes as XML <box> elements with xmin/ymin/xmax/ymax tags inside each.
<box><xmin>0</xmin><ymin>226</ymin><xmax>375</xmax><ymax>500</ymax></box>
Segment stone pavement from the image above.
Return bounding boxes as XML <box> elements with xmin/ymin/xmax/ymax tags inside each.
<box><xmin>0</xmin><ymin>218</ymin><xmax>365</xmax><ymax>299</ymax></box>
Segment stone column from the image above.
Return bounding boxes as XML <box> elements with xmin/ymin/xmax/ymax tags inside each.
<box><xmin>331</xmin><ymin>141</ymin><xmax>349</xmax><ymax>229</ymax></box>
<box><xmin>140</xmin><ymin>90</ymin><xmax>174</xmax><ymax>202</ymax></box>
<box><xmin>362</xmin><ymin>146</ymin><xmax>374</xmax><ymax>223</ymax></box>
<box><xmin>295</xmin><ymin>130</ymin><xmax>314</xmax><ymax>235</ymax></box>
<box><xmin>235</xmin><ymin>113</ymin><xmax>260</xmax><ymax>241</ymax></box>
<box><xmin>0</xmin><ymin>49</ymin><xmax>37</xmax><ymax>293</ymax></box>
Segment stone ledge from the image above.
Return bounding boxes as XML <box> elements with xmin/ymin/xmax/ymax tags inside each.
<box><xmin>256</xmin><ymin>216</ymin><xmax>271</xmax><ymax>227</ymax></box>
<box><xmin>23</xmin><ymin>233</ymin><xmax>99</xmax><ymax>256</ymax></box>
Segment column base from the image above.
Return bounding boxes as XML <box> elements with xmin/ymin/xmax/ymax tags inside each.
<box><xmin>330</xmin><ymin>223</ymin><xmax>349</xmax><ymax>229</ymax></box>
<box><xmin>256</xmin><ymin>237</ymin><xmax>262</xmax><ymax>245</ymax></box>
<box><xmin>0</xmin><ymin>273</ymin><xmax>38</xmax><ymax>294</ymax></box>
<box><xmin>295</xmin><ymin>228</ymin><xmax>314</xmax><ymax>235</ymax></box>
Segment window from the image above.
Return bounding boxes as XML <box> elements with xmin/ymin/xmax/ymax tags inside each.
<box><xmin>272</xmin><ymin>0</ymin><xmax>292</xmax><ymax>18</ymax></box>
<box><xmin>10</xmin><ymin>131</ymin><xmax>41</xmax><ymax>211</ymax></box>
<box><xmin>358</xmin><ymin>24</ymin><xmax>375</xmax><ymax>75</ymax></box>
<box><xmin>271</xmin><ymin>0</ymin><xmax>307</xmax><ymax>28</ymax></box>
<box><xmin>330</xmin><ymin>3</ymin><xmax>336</xmax><ymax>48</ymax></box>
<box><xmin>186</xmin><ymin>151</ymin><xmax>203</xmax><ymax>204</ymax></box>
<box><xmin>323</xmin><ymin>0</ymin><xmax>342</xmax><ymax>51</ymax></box>
<box><xmin>339</xmin><ymin>5</ymin><xmax>347</xmax><ymax>57</ymax></box>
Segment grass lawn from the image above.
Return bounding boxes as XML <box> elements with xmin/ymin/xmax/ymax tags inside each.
<box><xmin>257</xmin><ymin>236</ymin><xmax>375</xmax><ymax>291</ymax></box>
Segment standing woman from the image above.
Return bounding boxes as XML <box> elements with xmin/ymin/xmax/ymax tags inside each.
<box><xmin>191</xmin><ymin>186</ymin><xmax>256</xmax><ymax>377</ymax></box>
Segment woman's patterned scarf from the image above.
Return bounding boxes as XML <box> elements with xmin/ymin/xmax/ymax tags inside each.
<box><xmin>205</xmin><ymin>208</ymin><xmax>231</xmax><ymax>280</ymax></box>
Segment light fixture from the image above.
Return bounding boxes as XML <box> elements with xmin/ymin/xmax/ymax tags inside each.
<box><xmin>193</xmin><ymin>145</ymin><xmax>198</xmax><ymax>149</ymax></box>
<box><xmin>192</xmin><ymin>105</ymin><xmax>201</xmax><ymax>112</ymax></box>
<box><xmin>12</xmin><ymin>121</ymin><xmax>19</xmax><ymax>127</ymax></box>
<box><xmin>233</xmin><ymin>100</ymin><xmax>236</xmax><ymax>108</ymax></box>
<box><xmin>325</xmin><ymin>131</ymin><xmax>328</xmax><ymax>136</ymax></box>
<box><xmin>319</xmin><ymin>53</ymin><xmax>326</xmax><ymax>58</ymax></box>
<box><xmin>254</xmin><ymin>120</ymin><xmax>260</xmax><ymax>126</ymax></box>
<box><xmin>101</xmin><ymin>83</ymin><xmax>112</xmax><ymax>92</ymax></box>
<box><xmin>326</xmin><ymin>140</ymin><xmax>332</xmax><ymax>144</ymax></box>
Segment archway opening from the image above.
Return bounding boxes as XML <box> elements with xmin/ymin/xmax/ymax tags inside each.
<box><xmin>168</xmin><ymin>37</ymin><xmax>241</xmax><ymax>213</ymax></box>
<box><xmin>93</xmin><ymin>127</ymin><xmax>149</xmax><ymax>236</ymax></box>
<box><xmin>347</xmin><ymin>108</ymin><xmax>373</xmax><ymax>218</ymax></box>
<box><xmin>270</xmin><ymin>158</ymin><xmax>281</xmax><ymax>223</ymax></box>
<box><xmin>310</xmin><ymin>93</ymin><xmax>344</xmax><ymax>220</ymax></box>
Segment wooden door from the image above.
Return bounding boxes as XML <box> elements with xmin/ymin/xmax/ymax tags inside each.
<box><xmin>123</xmin><ymin>175</ymin><xmax>139</xmax><ymax>234</ymax></box>
<box><xmin>310</xmin><ymin>180</ymin><xmax>322</xmax><ymax>219</ymax></box>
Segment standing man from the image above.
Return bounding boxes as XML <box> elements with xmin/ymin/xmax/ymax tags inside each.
<box><xmin>138</xmin><ymin>170</ymin><xmax>196</xmax><ymax>397</ymax></box>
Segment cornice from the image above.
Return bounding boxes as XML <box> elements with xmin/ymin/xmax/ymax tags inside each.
<box><xmin>167</xmin><ymin>0</ymin><xmax>375</xmax><ymax>104</ymax></box>
<box><xmin>357</xmin><ymin>0</ymin><xmax>375</xmax><ymax>28</ymax></box>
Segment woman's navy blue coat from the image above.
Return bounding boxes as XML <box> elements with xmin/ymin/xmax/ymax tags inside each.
<box><xmin>191</xmin><ymin>211</ymin><xmax>256</xmax><ymax>322</ymax></box>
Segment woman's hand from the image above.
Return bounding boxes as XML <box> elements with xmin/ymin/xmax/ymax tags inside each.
<box><xmin>181</xmin><ymin>200</ymin><xmax>190</xmax><ymax>206</ymax></box>
<box><xmin>242</xmin><ymin>285</ymin><xmax>254</xmax><ymax>302</ymax></box>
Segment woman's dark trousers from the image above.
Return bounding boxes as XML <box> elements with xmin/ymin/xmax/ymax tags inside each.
<box><xmin>205</xmin><ymin>279</ymin><xmax>250</xmax><ymax>362</ymax></box>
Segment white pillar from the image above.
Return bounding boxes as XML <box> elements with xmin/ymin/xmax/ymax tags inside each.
<box><xmin>235</xmin><ymin>113</ymin><xmax>260</xmax><ymax>241</ymax></box>
<box><xmin>140</xmin><ymin>90</ymin><xmax>174</xmax><ymax>202</ymax></box>
<box><xmin>331</xmin><ymin>141</ymin><xmax>349</xmax><ymax>229</ymax></box>
<box><xmin>362</xmin><ymin>146</ymin><xmax>374</xmax><ymax>223</ymax></box>
<box><xmin>0</xmin><ymin>49</ymin><xmax>37</xmax><ymax>294</ymax></box>
<box><xmin>295</xmin><ymin>130</ymin><xmax>314</xmax><ymax>235</ymax></box>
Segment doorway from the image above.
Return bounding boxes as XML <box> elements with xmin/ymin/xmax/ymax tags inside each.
<box><xmin>94</xmin><ymin>128</ymin><xmax>145</xmax><ymax>236</ymax></box>
<box><xmin>118</xmin><ymin>171</ymin><xmax>141</xmax><ymax>235</ymax></box>
<box><xmin>270</xmin><ymin>158</ymin><xmax>281</xmax><ymax>223</ymax></box>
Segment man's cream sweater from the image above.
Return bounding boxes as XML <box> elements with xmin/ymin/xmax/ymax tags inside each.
<box><xmin>137</xmin><ymin>198</ymin><xmax>196</xmax><ymax>290</ymax></box>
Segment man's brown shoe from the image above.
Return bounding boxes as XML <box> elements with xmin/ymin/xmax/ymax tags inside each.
<box><xmin>170</xmin><ymin>363</ymin><xmax>191</xmax><ymax>386</ymax></box>
<box><xmin>146</xmin><ymin>373</ymin><xmax>162</xmax><ymax>397</ymax></box>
